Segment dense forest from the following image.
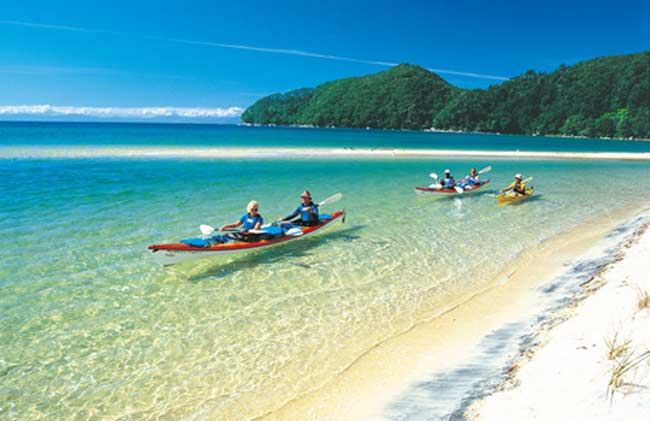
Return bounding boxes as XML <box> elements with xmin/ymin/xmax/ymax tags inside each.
<box><xmin>241</xmin><ymin>52</ymin><xmax>649</xmax><ymax>139</ymax></box>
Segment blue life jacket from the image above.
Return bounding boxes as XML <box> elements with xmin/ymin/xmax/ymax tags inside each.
<box><xmin>239</xmin><ymin>213</ymin><xmax>263</xmax><ymax>231</ymax></box>
<box><xmin>284</xmin><ymin>202</ymin><xmax>319</xmax><ymax>222</ymax></box>
<box><xmin>441</xmin><ymin>176</ymin><xmax>456</xmax><ymax>188</ymax></box>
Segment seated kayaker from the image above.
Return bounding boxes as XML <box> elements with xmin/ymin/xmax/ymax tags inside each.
<box><xmin>439</xmin><ymin>169</ymin><xmax>456</xmax><ymax>189</ymax></box>
<box><xmin>279</xmin><ymin>190</ymin><xmax>320</xmax><ymax>226</ymax></box>
<box><xmin>459</xmin><ymin>167</ymin><xmax>480</xmax><ymax>188</ymax></box>
<box><xmin>220</xmin><ymin>200</ymin><xmax>264</xmax><ymax>240</ymax></box>
<box><xmin>501</xmin><ymin>174</ymin><xmax>527</xmax><ymax>195</ymax></box>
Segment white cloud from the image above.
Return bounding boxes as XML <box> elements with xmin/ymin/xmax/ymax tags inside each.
<box><xmin>0</xmin><ymin>105</ymin><xmax>244</xmax><ymax>119</ymax></box>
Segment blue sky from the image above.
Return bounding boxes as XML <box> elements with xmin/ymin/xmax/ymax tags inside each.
<box><xmin>0</xmin><ymin>0</ymin><xmax>648</xmax><ymax>122</ymax></box>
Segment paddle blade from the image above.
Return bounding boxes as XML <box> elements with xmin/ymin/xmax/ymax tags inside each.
<box><xmin>318</xmin><ymin>192</ymin><xmax>343</xmax><ymax>207</ymax></box>
<box><xmin>479</xmin><ymin>165</ymin><xmax>492</xmax><ymax>174</ymax></box>
<box><xmin>286</xmin><ymin>228</ymin><xmax>304</xmax><ymax>236</ymax></box>
<box><xmin>429</xmin><ymin>172</ymin><xmax>439</xmax><ymax>180</ymax></box>
<box><xmin>454</xmin><ymin>186</ymin><xmax>464</xmax><ymax>194</ymax></box>
<box><xmin>199</xmin><ymin>224</ymin><xmax>215</xmax><ymax>235</ymax></box>
<box><xmin>429</xmin><ymin>183</ymin><xmax>442</xmax><ymax>189</ymax></box>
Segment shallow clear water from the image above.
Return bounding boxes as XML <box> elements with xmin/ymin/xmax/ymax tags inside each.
<box><xmin>1</xmin><ymin>124</ymin><xmax>649</xmax><ymax>419</ymax></box>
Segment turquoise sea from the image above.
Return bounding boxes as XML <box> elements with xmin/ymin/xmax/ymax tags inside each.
<box><xmin>1</xmin><ymin>122</ymin><xmax>650</xmax><ymax>419</ymax></box>
<box><xmin>3</xmin><ymin>121</ymin><xmax>650</xmax><ymax>152</ymax></box>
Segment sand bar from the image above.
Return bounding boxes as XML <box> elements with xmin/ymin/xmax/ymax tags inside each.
<box><xmin>1</xmin><ymin>146</ymin><xmax>650</xmax><ymax>161</ymax></box>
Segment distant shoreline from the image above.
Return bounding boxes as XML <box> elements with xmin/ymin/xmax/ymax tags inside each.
<box><xmin>241</xmin><ymin>122</ymin><xmax>650</xmax><ymax>142</ymax></box>
<box><xmin>1</xmin><ymin>120</ymin><xmax>648</xmax><ymax>142</ymax></box>
<box><xmin>3</xmin><ymin>145</ymin><xmax>650</xmax><ymax>161</ymax></box>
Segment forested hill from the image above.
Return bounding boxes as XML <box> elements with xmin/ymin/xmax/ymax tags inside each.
<box><xmin>241</xmin><ymin>52</ymin><xmax>649</xmax><ymax>139</ymax></box>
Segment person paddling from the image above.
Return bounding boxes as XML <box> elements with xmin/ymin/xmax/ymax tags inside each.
<box><xmin>220</xmin><ymin>200</ymin><xmax>264</xmax><ymax>239</ymax></box>
<box><xmin>459</xmin><ymin>167</ymin><xmax>480</xmax><ymax>188</ymax></box>
<box><xmin>502</xmin><ymin>174</ymin><xmax>527</xmax><ymax>195</ymax></box>
<box><xmin>440</xmin><ymin>169</ymin><xmax>456</xmax><ymax>189</ymax></box>
<box><xmin>280</xmin><ymin>190</ymin><xmax>320</xmax><ymax>226</ymax></box>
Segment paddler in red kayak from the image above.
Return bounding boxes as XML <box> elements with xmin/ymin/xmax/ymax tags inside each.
<box><xmin>458</xmin><ymin>167</ymin><xmax>480</xmax><ymax>189</ymax></box>
<box><xmin>501</xmin><ymin>174</ymin><xmax>528</xmax><ymax>195</ymax></box>
<box><xmin>439</xmin><ymin>170</ymin><xmax>456</xmax><ymax>189</ymax></box>
<box><xmin>220</xmin><ymin>200</ymin><xmax>264</xmax><ymax>237</ymax></box>
<box><xmin>279</xmin><ymin>190</ymin><xmax>320</xmax><ymax>226</ymax></box>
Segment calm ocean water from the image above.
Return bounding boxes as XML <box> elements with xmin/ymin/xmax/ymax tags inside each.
<box><xmin>1</xmin><ymin>122</ymin><xmax>649</xmax><ymax>419</ymax></box>
<box><xmin>2</xmin><ymin>121</ymin><xmax>650</xmax><ymax>152</ymax></box>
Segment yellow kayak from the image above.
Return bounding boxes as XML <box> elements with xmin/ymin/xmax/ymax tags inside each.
<box><xmin>497</xmin><ymin>187</ymin><xmax>535</xmax><ymax>203</ymax></box>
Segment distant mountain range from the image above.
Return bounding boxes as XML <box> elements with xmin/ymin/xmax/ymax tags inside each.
<box><xmin>242</xmin><ymin>52</ymin><xmax>649</xmax><ymax>139</ymax></box>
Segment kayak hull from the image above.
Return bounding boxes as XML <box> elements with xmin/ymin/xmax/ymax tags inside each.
<box><xmin>148</xmin><ymin>210</ymin><xmax>345</xmax><ymax>265</ymax></box>
<box><xmin>414</xmin><ymin>180</ymin><xmax>490</xmax><ymax>195</ymax></box>
<box><xmin>497</xmin><ymin>187</ymin><xmax>535</xmax><ymax>203</ymax></box>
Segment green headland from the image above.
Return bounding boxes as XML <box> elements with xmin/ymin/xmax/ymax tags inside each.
<box><xmin>242</xmin><ymin>52</ymin><xmax>649</xmax><ymax>139</ymax></box>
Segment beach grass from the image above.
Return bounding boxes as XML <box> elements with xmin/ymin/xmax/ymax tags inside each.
<box><xmin>605</xmin><ymin>332</ymin><xmax>632</xmax><ymax>361</ymax></box>
<box><xmin>632</xmin><ymin>285</ymin><xmax>650</xmax><ymax>311</ymax></box>
<box><xmin>607</xmin><ymin>341</ymin><xmax>650</xmax><ymax>400</ymax></box>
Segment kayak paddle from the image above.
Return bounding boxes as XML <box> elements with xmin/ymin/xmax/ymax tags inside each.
<box><xmin>199</xmin><ymin>192</ymin><xmax>343</xmax><ymax>235</ymax></box>
<box><xmin>199</xmin><ymin>225</ymin><xmax>238</xmax><ymax>236</ymax></box>
<box><xmin>199</xmin><ymin>224</ymin><xmax>215</xmax><ymax>236</ymax></box>
<box><xmin>317</xmin><ymin>192</ymin><xmax>343</xmax><ymax>207</ymax></box>
<box><xmin>274</xmin><ymin>192</ymin><xmax>343</xmax><ymax>224</ymax></box>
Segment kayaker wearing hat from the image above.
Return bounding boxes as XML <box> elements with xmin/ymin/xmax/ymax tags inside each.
<box><xmin>440</xmin><ymin>169</ymin><xmax>456</xmax><ymax>189</ymax></box>
<box><xmin>502</xmin><ymin>174</ymin><xmax>527</xmax><ymax>195</ymax></box>
<box><xmin>280</xmin><ymin>190</ymin><xmax>320</xmax><ymax>226</ymax></box>
<box><xmin>220</xmin><ymin>200</ymin><xmax>264</xmax><ymax>234</ymax></box>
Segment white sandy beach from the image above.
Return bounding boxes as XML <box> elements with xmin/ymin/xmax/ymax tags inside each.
<box><xmin>1</xmin><ymin>146</ymin><xmax>650</xmax><ymax>161</ymax></box>
<box><xmin>466</xmin><ymin>219</ymin><xmax>650</xmax><ymax>420</ymax></box>
<box><xmin>264</xmin><ymin>208</ymin><xmax>650</xmax><ymax>420</ymax></box>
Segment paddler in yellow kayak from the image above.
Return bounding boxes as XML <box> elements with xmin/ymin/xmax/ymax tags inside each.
<box><xmin>501</xmin><ymin>174</ymin><xmax>528</xmax><ymax>196</ymax></box>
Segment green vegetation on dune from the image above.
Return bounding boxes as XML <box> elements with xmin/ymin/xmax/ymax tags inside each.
<box><xmin>242</xmin><ymin>52</ymin><xmax>650</xmax><ymax>139</ymax></box>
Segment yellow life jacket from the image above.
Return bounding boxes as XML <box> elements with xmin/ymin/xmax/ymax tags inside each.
<box><xmin>507</xmin><ymin>181</ymin><xmax>526</xmax><ymax>193</ymax></box>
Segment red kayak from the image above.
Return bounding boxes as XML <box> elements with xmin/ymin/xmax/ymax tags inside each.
<box><xmin>414</xmin><ymin>180</ymin><xmax>490</xmax><ymax>194</ymax></box>
<box><xmin>149</xmin><ymin>210</ymin><xmax>346</xmax><ymax>265</ymax></box>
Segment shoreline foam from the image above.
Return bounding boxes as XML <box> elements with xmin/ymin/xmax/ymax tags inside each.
<box><xmin>262</xmin><ymin>206</ymin><xmax>650</xmax><ymax>420</ymax></box>
<box><xmin>1</xmin><ymin>146</ymin><xmax>650</xmax><ymax>161</ymax></box>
